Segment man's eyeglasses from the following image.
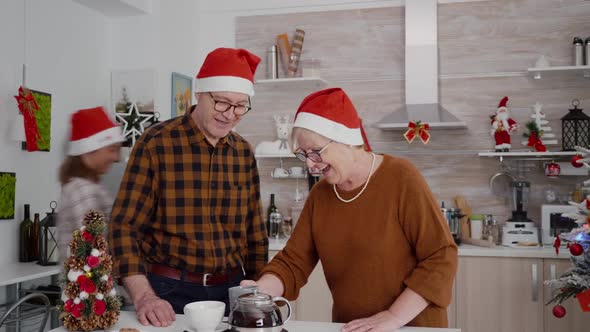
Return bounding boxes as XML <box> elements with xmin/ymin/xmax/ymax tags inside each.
<box><xmin>295</xmin><ymin>141</ymin><xmax>333</xmax><ymax>163</ymax></box>
<box><xmin>208</xmin><ymin>92</ymin><xmax>252</xmax><ymax>116</ymax></box>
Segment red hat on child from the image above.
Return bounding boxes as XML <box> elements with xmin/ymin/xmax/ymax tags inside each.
<box><xmin>195</xmin><ymin>48</ymin><xmax>261</xmax><ymax>97</ymax></box>
<box><xmin>293</xmin><ymin>88</ymin><xmax>371</xmax><ymax>151</ymax></box>
<box><xmin>68</xmin><ymin>107</ymin><xmax>125</xmax><ymax>156</ymax></box>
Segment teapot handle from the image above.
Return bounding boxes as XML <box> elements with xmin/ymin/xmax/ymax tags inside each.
<box><xmin>272</xmin><ymin>296</ymin><xmax>292</xmax><ymax>323</ymax></box>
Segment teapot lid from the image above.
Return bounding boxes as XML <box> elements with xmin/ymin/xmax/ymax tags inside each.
<box><xmin>238</xmin><ymin>290</ymin><xmax>273</xmax><ymax>306</ymax></box>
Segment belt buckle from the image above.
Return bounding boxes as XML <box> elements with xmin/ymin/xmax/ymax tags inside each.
<box><xmin>203</xmin><ymin>273</ymin><xmax>212</xmax><ymax>286</ymax></box>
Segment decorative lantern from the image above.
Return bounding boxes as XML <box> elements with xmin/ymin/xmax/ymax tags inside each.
<box><xmin>38</xmin><ymin>201</ymin><xmax>58</xmax><ymax>266</ymax></box>
<box><xmin>561</xmin><ymin>99</ymin><xmax>590</xmax><ymax>151</ymax></box>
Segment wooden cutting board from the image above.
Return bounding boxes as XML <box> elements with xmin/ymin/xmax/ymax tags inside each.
<box><xmin>454</xmin><ymin>195</ymin><xmax>471</xmax><ymax>240</ymax></box>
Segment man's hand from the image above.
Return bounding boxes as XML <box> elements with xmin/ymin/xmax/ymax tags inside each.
<box><xmin>134</xmin><ymin>293</ymin><xmax>176</xmax><ymax>327</ymax></box>
<box><xmin>341</xmin><ymin>310</ymin><xmax>403</xmax><ymax>332</ymax></box>
<box><xmin>122</xmin><ymin>274</ymin><xmax>176</xmax><ymax>327</ymax></box>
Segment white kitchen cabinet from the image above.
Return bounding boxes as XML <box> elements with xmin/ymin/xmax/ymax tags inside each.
<box><xmin>295</xmin><ymin>261</ymin><xmax>333</xmax><ymax>322</ymax></box>
<box><xmin>268</xmin><ymin>250</ymin><xmax>333</xmax><ymax>322</ymax></box>
<box><xmin>456</xmin><ymin>256</ymin><xmax>544</xmax><ymax>332</ymax></box>
<box><xmin>448</xmin><ymin>281</ymin><xmax>456</xmax><ymax>328</ymax></box>
<box><xmin>543</xmin><ymin>258</ymin><xmax>590</xmax><ymax>332</ymax></box>
<box><xmin>269</xmin><ymin>250</ymin><xmax>298</xmax><ymax>321</ymax></box>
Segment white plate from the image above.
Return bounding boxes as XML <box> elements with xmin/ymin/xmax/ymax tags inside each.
<box><xmin>184</xmin><ymin>322</ymin><xmax>229</xmax><ymax>332</ymax></box>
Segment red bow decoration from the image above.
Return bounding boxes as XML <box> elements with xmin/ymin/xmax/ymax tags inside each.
<box><xmin>14</xmin><ymin>86</ymin><xmax>42</xmax><ymax>151</ymax></box>
<box><xmin>527</xmin><ymin>132</ymin><xmax>546</xmax><ymax>152</ymax></box>
<box><xmin>404</xmin><ymin>121</ymin><xmax>430</xmax><ymax>144</ymax></box>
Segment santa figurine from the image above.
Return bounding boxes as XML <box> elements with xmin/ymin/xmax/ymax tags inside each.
<box><xmin>491</xmin><ymin>96</ymin><xmax>518</xmax><ymax>152</ymax></box>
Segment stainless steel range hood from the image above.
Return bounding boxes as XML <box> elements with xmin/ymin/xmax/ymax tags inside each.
<box><xmin>375</xmin><ymin>0</ymin><xmax>466</xmax><ymax>130</ymax></box>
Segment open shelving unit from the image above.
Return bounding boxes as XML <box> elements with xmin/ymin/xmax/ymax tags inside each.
<box><xmin>527</xmin><ymin>65</ymin><xmax>590</xmax><ymax>80</ymax></box>
<box><xmin>478</xmin><ymin>150</ymin><xmax>578</xmax><ymax>162</ymax></box>
<box><xmin>255</xmin><ymin>76</ymin><xmax>328</xmax><ymax>88</ymax></box>
<box><xmin>255</xmin><ymin>152</ymin><xmax>296</xmax><ymax>159</ymax></box>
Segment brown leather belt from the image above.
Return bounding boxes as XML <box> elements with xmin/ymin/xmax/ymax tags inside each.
<box><xmin>149</xmin><ymin>264</ymin><xmax>244</xmax><ymax>287</ymax></box>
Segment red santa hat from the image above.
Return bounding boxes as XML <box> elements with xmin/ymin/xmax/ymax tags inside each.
<box><xmin>293</xmin><ymin>88</ymin><xmax>371</xmax><ymax>151</ymax></box>
<box><xmin>195</xmin><ymin>48</ymin><xmax>261</xmax><ymax>97</ymax></box>
<box><xmin>68</xmin><ymin>107</ymin><xmax>125</xmax><ymax>156</ymax></box>
<box><xmin>497</xmin><ymin>96</ymin><xmax>509</xmax><ymax>113</ymax></box>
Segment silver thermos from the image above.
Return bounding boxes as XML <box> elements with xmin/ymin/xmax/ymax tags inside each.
<box><xmin>574</xmin><ymin>37</ymin><xmax>584</xmax><ymax>66</ymax></box>
<box><xmin>267</xmin><ymin>45</ymin><xmax>279</xmax><ymax>79</ymax></box>
<box><xmin>585</xmin><ymin>37</ymin><xmax>590</xmax><ymax>66</ymax></box>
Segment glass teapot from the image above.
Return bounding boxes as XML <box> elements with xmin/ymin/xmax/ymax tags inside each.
<box><xmin>228</xmin><ymin>290</ymin><xmax>292</xmax><ymax>330</ymax></box>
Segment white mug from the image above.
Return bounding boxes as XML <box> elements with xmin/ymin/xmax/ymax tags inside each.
<box><xmin>272</xmin><ymin>167</ymin><xmax>289</xmax><ymax>178</ymax></box>
<box><xmin>183</xmin><ymin>301</ymin><xmax>225</xmax><ymax>332</ymax></box>
<box><xmin>290</xmin><ymin>166</ymin><xmax>304</xmax><ymax>176</ymax></box>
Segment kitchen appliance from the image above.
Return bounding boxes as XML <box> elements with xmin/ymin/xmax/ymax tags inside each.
<box><xmin>541</xmin><ymin>204</ymin><xmax>579</xmax><ymax>245</ymax></box>
<box><xmin>374</xmin><ymin>0</ymin><xmax>466</xmax><ymax>130</ymax></box>
<box><xmin>228</xmin><ymin>290</ymin><xmax>292</xmax><ymax>332</ymax></box>
<box><xmin>502</xmin><ymin>181</ymin><xmax>540</xmax><ymax>246</ymax></box>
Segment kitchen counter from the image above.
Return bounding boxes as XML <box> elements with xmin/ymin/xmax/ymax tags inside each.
<box><xmin>269</xmin><ymin>238</ymin><xmax>570</xmax><ymax>259</ymax></box>
<box><xmin>48</xmin><ymin>311</ymin><xmax>460</xmax><ymax>332</ymax></box>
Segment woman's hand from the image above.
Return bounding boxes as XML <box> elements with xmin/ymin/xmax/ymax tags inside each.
<box><xmin>341</xmin><ymin>310</ymin><xmax>403</xmax><ymax>332</ymax></box>
<box><xmin>240</xmin><ymin>274</ymin><xmax>284</xmax><ymax>297</ymax></box>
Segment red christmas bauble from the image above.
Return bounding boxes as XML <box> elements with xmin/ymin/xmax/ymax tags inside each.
<box><xmin>569</xmin><ymin>243</ymin><xmax>584</xmax><ymax>256</ymax></box>
<box><xmin>552</xmin><ymin>304</ymin><xmax>566</xmax><ymax>318</ymax></box>
<box><xmin>572</xmin><ymin>154</ymin><xmax>584</xmax><ymax>168</ymax></box>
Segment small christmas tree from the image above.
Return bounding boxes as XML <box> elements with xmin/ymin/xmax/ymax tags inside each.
<box><xmin>545</xmin><ymin>146</ymin><xmax>590</xmax><ymax>318</ymax></box>
<box><xmin>57</xmin><ymin>210</ymin><xmax>121</xmax><ymax>331</ymax></box>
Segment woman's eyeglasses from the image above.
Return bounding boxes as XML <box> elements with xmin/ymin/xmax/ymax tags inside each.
<box><xmin>208</xmin><ymin>92</ymin><xmax>252</xmax><ymax>116</ymax></box>
<box><xmin>295</xmin><ymin>141</ymin><xmax>333</xmax><ymax>163</ymax></box>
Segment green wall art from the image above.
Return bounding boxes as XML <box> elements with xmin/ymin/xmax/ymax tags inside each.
<box><xmin>0</xmin><ymin>172</ymin><xmax>16</xmax><ymax>219</ymax></box>
<box><xmin>30</xmin><ymin>89</ymin><xmax>52</xmax><ymax>151</ymax></box>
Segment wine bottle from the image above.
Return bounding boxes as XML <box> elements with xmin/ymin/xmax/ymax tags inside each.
<box><xmin>266</xmin><ymin>194</ymin><xmax>278</xmax><ymax>236</ymax></box>
<box><xmin>19</xmin><ymin>204</ymin><xmax>34</xmax><ymax>262</ymax></box>
<box><xmin>31</xmin><ymin>213</ymin><xmax>40</xmax><ymax>261</ymax></box>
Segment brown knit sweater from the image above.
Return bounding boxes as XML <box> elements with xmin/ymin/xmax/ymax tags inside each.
<box><xmin>261</xmin><ymin>154</ymin><xmax>458</xmax><ymax>327</ymax></box>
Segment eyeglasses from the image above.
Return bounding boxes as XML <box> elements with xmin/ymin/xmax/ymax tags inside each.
<box><xmin>295</xmin><ymin>141</ymin><xmax>333</xmax><ymax>163</ymax></box>
<box><xmin>208</xmin><ymin>92</ymin><xmax>252</xmax><ymax>116</ymax></box>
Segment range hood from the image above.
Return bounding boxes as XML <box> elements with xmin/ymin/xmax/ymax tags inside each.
<box><xmin>375</xmin><ymin>0</ymin><xmax>466</xmax><ymax>130</ymax></box>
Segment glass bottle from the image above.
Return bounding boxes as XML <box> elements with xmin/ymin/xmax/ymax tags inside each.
<box><xmin>19</xmin><ymin>204</ymin><xmax>33</xmax><ymax>262</ymax></box>
<box><xmin>269</xmin><ymin>211</ymin><xmax>283</xmax><ymax>239</ymax></box>
<box><xmin>30</xmin><ymin>213</ymin><xmax>40</xmax><ymax>261</ymax></box>
<box><xmin>282</xmin><ymin>216</ymin><xmax>293</xmax><ymax>238</ymax></box>
<box><xmin>266</xmin><ymin>194</ymin><xmax>278</xmax><ymax>236</ymax></box>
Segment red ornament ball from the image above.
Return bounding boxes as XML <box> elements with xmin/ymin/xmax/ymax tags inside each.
<box><xmin>569</xmin><ymin>243</ymin><xmax>584</xmax><ymax>256</ymax></box>
<box><xmin>572</xmin><ymin>154</ymin><xmax>584</xmax><ymax>168</ymax></box>
<box><xmin>552</xmin><ymin>304</ymin><xmax>566</xmax><ymax>318</ymax></box>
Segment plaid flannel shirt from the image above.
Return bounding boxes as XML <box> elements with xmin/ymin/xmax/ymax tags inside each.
<box><xmin>108</xmin><ymin>114</ymin><xmax>268</xmax><ymax>279</ymax></box>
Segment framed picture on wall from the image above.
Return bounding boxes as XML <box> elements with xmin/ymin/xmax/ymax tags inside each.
<box><xmin>171</xmin><ymin>72</ymin><xmax>193</xmax><ymax>118</ymax></box>
<box><xmin>0</xmin><ymin>172</ymin><xmax>16</xmax><ymax>220</ymax></box>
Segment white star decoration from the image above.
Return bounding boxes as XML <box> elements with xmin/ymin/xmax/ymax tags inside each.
<box><xmin>115</xmin><ymin>102</ymin><xmax>154</xmax><ymax>146</ymax></box>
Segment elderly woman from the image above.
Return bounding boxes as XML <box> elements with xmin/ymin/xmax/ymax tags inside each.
<box><xmin>242</xmin><ymin>88</ymin><xmax>457</xmax><ymax>332</ymax></box>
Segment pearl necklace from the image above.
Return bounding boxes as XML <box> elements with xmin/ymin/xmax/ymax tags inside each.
<box><xmin>333</xmin><ymin>152</ymin><xmax>376</xmax><ymax>203</ymax></box>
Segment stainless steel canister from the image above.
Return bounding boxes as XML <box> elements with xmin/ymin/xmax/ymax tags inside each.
<box><xmin>585</xmin><ymin>37</ymin><xmax>590</xmax><ymax>66</ymax></box>
<box><xmin>574</xmin><ymin>37</ymin><xmax>584</xmax><ymax>66</ymax></box>
<box><xmin>267</xmin><ymin>45</ymin><xmax>278</xmax><ymax>79</ymax></box>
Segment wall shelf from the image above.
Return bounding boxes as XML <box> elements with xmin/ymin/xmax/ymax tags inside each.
<box><xmin>255</xmin><ymin>77</ymin><xmax>328</xmax><ymax>88</ymax></box>
<box><xmin>478</xmin><ymin>150</ymin><xmax>578</xmax><ymax>162</ymax></box>
<box><xmin>255</xmin><ymin>153</ymin><xmax>296</xmax><ymax>159</ymax></box>
<box><xmin>270</xmin><ymin>173</ymin><xmax>307</xmax><ymax>179</ymax></box>
<box><xmin>527</xmin><ymin>66</ymin><xmax>590</xmax><ymax>80</ymax></box>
